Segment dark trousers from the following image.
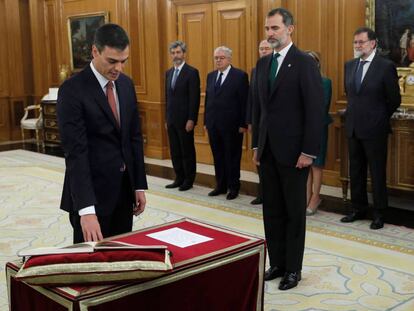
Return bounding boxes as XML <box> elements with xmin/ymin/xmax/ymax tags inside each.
<box><xmin>167</xmin><ymin>124</ymin><xmax>196</xmax><ymax>185</ymax></box>
<box><xmin>208</xmin><ymin>126</ymin><xmax>243</xmax><ymax>192</ymax></box>
<box><xmin>260</xmin><ymin>144</ymin><xmax>308</xmax><ymax>272</ymax></box>
<box><xmin>70</xmin><ymin>172</ymin><xmax>134</xmax><ymax>243</ymax></box>
<box><xmin>348</xmin><ymin>134</ymin><xmax>388</xmax><ymax>212</ymax></box>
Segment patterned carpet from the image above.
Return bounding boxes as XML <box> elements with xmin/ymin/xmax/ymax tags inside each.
<box><xmin>0</xmin><ymin>150</ymin><xmax>413</xmax><ymax>311</ymax></box>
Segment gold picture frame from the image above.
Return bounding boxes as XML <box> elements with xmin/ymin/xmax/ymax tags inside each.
<box><xmin>366</xmin><ymin>0</ymin><xmax>414</xmax><ymax>107</ymax></box>
<box><xmin>67</xmin><ymin>12</ymin><xmax>109</xmax><ymax>72</ymax></box>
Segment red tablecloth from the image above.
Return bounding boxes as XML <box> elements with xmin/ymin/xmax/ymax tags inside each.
<box><xmin>7</xmin><ymin>218</ymin><xmax>266</xmax><ymax>311</ymax></box>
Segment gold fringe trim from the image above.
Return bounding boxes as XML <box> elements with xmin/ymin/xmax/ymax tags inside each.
<box><xmin>307</xmin><ymin>225</ymin><xmax>414</xmax><ymax>255</ymax></box>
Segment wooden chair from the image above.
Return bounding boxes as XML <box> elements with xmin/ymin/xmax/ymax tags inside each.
<box><xmin>20</xmin><ymin>104</ymin><xmax>44</xmax><ymax>148</ymax></box>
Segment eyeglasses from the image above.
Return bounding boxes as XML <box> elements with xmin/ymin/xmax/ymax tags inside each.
<box><xmin>353</xmin><ymin>40</ymin><xmax>371</xmax><ymax>45</ymax></box>
<box><xmin>214</xmin><ymin>56</ymin><xmax>227</xmax><ymax>61</ymax></box>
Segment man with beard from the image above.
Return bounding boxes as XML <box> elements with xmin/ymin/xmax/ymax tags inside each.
<box><xmin>164</xmin><ymin>41</ymin><xmax>200</xmax><ymax>191</ymax></box>
<box><xmin>341</xmin><ymin>27</ymin><xmax>400</xmax><ymax>229</ymax></box>
<box><xmin>251</xmin><ymin>8</ymin><xmax>323</xmax><ymax>290</ymax></box>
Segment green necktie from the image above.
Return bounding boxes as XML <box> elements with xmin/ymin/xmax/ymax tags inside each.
<box><xmin>269</xmin><ymin>52</ymin><xmax>280</xmax><ymax>86</ymax></box>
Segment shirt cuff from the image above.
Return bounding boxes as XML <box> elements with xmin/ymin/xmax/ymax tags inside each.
<box><xmin>301</xmin><ymin>152</ymin><xmax>316</xmax><ymax>159</ymax></box>
<box><xmin>135</xmin><ymin>189</ymin><xmax>145</xmax><ymax>192</ymax></box>
<box><xmin>79</xmin><ymin>205</ymin><xmax>96</xmax><ymax>216</ymax></box>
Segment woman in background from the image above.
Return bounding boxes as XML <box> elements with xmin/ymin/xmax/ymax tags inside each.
<box><xmin>305</xmin><ymin>51</ymin><xmax>333</xmax><ymax>216</ymax></box>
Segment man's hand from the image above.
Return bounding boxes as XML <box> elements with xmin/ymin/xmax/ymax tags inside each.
<box><xmin>239</xmin><ymin>127</ymin><xmax>247</xmax><ymax>133</ymax></box>
<box><xmin>296</xmin><ymin>154</ymin><xmax>313</xmax><ymax>169</ymax></box>
<box><xmin>80</xmin><ymin>214</ymin><xmax>103</xmax><ymax>242</ymax></box>
<box><xmin>253</xmin><ymin>149</ymin><xmax>260</xmax><ymax>166</ymax></box>
<box><xmin>185</xmin><ymin>120</ymin><xmax>194</xmax><ymax>132</ymax></box>
<box><xmin>133</xmin><ymin>191</ymin><xmax>146</xmax><ymax>216</ymax></box>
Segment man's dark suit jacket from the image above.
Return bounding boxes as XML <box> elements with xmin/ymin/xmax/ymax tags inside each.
<box><xmin>246</xmin><ymin>67</ymin><xmax>257</xmax><ymax>124</ymax></box>
<box><xmin>57</xmin><ymin>65</ymin><xmax>148</xmax><ymax>216</ymax></box>
<box><xmin>252</xmin><ymin>45</ymin><xmax>324</xmax><ymax>166</ymax></box>
<box><xmin>344</xmin><ymin>54</ymin><xmax>401</xmax><ymax>139</ymax></box>
<box><xmin>204</xmin><ymin>67</ymin><xmax>249</xmax><ymax>130</ymax></box>
<box><xmin>165</xmin><ymin>63</ymin><xmax>200</xmax><ymax>126</ymax></box>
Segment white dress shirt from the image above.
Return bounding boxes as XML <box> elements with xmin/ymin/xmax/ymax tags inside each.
<box><xmin>216</xmin><ymin>64</ymin><xmax>232</xmax><ymax>85</ymax></box>
<box><xmin>359</xmin><ymin>49</ymin><xmax>376</xmax><ymax>82</ymax></box>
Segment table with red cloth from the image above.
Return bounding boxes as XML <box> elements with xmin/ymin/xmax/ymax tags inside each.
<box><xmin>6</xmin><ymin>218</ymin><xmax>266</xmax><ymax>311</ymax></box>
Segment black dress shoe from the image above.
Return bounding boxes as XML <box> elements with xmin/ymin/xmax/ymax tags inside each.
<box><xmin>340</xmin><ymin>211</ymin><xmax>366</xmax><ymax>223</ymax></box>
<box><xmin>250</xmin><ymin>197</ymin><xmax>263</xmax><ymax>205</ymax></box>
<box><xmin>208</xmin><ymin>188</ymin><xmax>227</xmax><ymax>196</ymax></box>
<box><xmin>370</xmin><ymin>217</ymin><xmax>384</xmax><ymax>230</ymax></box>
<box><xmin>226</xmin><ymin>191</ymin><xmax>238</xmax><ymax>200</ymax></box>
<box><xmin>178</xmin><ymin>183</ymin><xmax>193</xmax><ymax>191</ymax></box>
<box><xmin>264</xmin><ymin>266</ymin><xmax>285</xmax><ymax>281</ymax></box>
<box><xmin>165</xmin><ymin>180</ymin><xmax>183</xmax><ymax>189</ymax></box>
<box><xmin>278</xmin><ymin>271</ymin><xmax>301</xmax><ymax>290</ymax></box>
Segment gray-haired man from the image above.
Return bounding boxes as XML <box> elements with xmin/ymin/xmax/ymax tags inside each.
<box><xmin>165</xmin><ymin>41</ymin><xmax>200</xmax><ymax>191</ymax></box>
<box><xmin>204</xmin><ymin>46</ymin><xmax>249</xmax><ymax>200</ymax></box>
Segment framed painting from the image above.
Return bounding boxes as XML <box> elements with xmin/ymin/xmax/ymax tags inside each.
<box><xmin>68</xmin><ymin>12</ymin><xmax>109</xmax><ymax>71</ymax></box>
<box><xmin>366</xmin><ymin>0</ymin><xmax>414</xmax><ymax>67</ymax></box>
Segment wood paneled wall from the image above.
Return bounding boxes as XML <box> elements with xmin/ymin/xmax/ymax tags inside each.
<box><xmin>1</xmin><ymin>0</ymin><xmax>368</xmax><ymax>186</ymax></box>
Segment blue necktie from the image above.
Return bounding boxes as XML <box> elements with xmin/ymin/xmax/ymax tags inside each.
<box><xmin>215</xmin><ymin>72</ymin><xmax>223</xmax><ymax>93</ymax></box>
<box><xmin>171</xmin><ymin>68</ymin><xmax>179</xmax><ymax>89</ymax></box>
<box><xmin>354</xmin><ymin>60</ymin><xmax>368</xmax><ymax>92</ymax></box>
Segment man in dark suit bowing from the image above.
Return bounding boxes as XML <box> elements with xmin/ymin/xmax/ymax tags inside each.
<box><xmin>204</xmin><ymin>46</ymin><xmax>249</xmax><ymax>200</ymax></box>
<box><xmin>251</xmin><ymin>8</ymin><xmax>323</xmax><ymax>290</ymax></box>
<box><xmin>57</xmin><ymin>24</ymin><xmax>147</xmax><ymax>243</ymax></box>
<box><xmin>341</xmin><ymin>27</ymin><xmax>400</xmax><ymax>229</ymax></box>
<box><xmin>165</xmin><ymin>41</ymin><xmax>200</xmax><ymax>191</ymax></box>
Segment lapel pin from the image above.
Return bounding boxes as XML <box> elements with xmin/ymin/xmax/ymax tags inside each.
<box><xmin>288</xmin><ymin>64</ymin><xmax>292</xmax><ymax>67</ymax></box>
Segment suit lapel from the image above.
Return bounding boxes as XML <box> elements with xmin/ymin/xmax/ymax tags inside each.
<box><xmin>167</xmin><ymin>68</ymin><xmax>174</xmax><ymax>91</ymax></box>
<box><xmin>269</xmin><ymin>46</ymin><xmax>296</xmax><ymax>98</ymax></box>
<box><xmin>174</xmin><ymin>63</ymin><xmax>188</xmax><ymax>90</ymax></box>
<box><xmin>115</xmin><ymin>78</ymin><xmax>127</xmax><ymax>135</ymax></box>
<box><xmin>215</xmin><ymin>67</ymin><xmax>232</xmax><ymax>96</ymax></box>
<box><xmin>209</xmin><ymin>71</ymin><xmax>218</xmax><ymax>99</ymax></box>
<box><xmin>349</xmin><ymin>58</ymin><xmax>360</xmax><ymax>93</ymax></box>
<box><xmin>257</xmin><ymin>54</ymin><xmax>272</xmax><ymax>104</ymax></box>
<box><xmin>358</xmin><ymin>54</ymin><xmax>378</xmax><ymax>93</ymax></box>
<box><xmin>85</xmin><ymin>66</ymin><xmax>120</xmax><ymax>132</ymax></box>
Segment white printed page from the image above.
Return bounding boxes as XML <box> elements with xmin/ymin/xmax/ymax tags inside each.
<box><xmin>146</xmin><ymin>227</ymin><xmax>213</xmax><ymax>248</ymax></box>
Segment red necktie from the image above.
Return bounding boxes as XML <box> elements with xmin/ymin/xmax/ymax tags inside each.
<box><xmin>106</xmin><ymin>81</ymin><xmax>120</xmax><ymax>125</ymax></box>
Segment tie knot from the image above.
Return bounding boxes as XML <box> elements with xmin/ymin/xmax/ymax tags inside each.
<box><xmin>273</xmin><ymin>53</ymin><xmax>280</xmax><ymax>59</ymax></box>
<box><xmin>360</xmin><ymin>60</ymin><xmax>368</xmax><ymax>66</ymax></box>
<box><xmin>106</xmin><ymin>81</ymin><xmax>114</xmax><ymax>90</ymax></box>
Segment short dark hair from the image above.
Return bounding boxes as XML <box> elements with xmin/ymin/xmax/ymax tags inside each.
<box><xmin>267</xmin><ymin>8</ymin><xmax>294</xmax><ymax>26</ymax></box>
<box><xmin>354</xmin><ymin>26</ymin><xmax>377</xmax><ymax>41</ymax></box>
<box><xmin>169</xmin><ymin>41</ymin><xmax>187</xmax><ymax>53</ymax></box>
<box><xmin>93</xmin><ymin>23</ymin><xmax>130</xmax><ymax>52</ymax></box>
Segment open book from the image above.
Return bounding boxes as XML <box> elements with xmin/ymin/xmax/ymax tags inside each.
<box><xmin>18</xmin><ymin>240</ymin><xmax>167</xmax><ymax>257</ymax></box>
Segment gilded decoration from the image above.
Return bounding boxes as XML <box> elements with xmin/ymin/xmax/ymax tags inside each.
<box><xmin>366</xmin><ymin>0</ymin><xmax>414</xmax><ymax>108</ymax></box>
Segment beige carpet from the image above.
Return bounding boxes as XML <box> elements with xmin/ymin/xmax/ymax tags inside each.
<box><xmin>0</xmin><ymin>150</ymin><xmax>413</xmax><ymax>311</ymax></box>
